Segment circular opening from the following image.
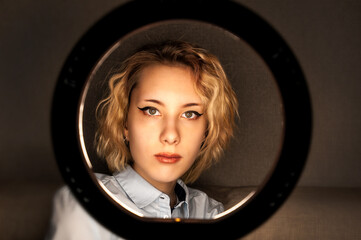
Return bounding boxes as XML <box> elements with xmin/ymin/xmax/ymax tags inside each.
<box><xmin>79</xmin><ymin>19</ymin><xmax>284</xmax><ymax>216</ymax></box>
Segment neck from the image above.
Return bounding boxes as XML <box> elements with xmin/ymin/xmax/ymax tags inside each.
<box><xmin>157</xmin><ymin>182</ymin><xmax>178</xmax><ymax>208</ymax></box>
<box><xmin>154</xmin><ymin>181</ymin><xmax>177</xmax><ymax>196</ymax></box>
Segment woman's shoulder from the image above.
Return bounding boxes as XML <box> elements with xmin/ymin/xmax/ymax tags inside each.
<box><xmin>48</xmin><ymin>186</ymin><xmax>114</xmax><ymax>239</ymax></box>
<box><xmin>95</xmin><ymin>172</ymin><xmax>128</xmax><ymax>197</ymax></box>
<box><xmin>185</xmin><ymin>185</ymin><xmax>224</xmax><ymax>218</ymax></box>
<box><xmin>53</xmin><ymin>186</ymin><xmax>78</xmax><ymax>210</ymax></box>
<box><xmin>187</xmin><ymin>186</ymin><xmax>221</xmax><ymax>204</ymax></box>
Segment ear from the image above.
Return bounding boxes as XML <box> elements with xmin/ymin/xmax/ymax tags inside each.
<box><xmin>123</xmin><ymin>123</ymin><xmax>129</xmax><ymax>140</ymax></box>
<box><xmin>200</xmin><ymin>130</ymin><xmax>208</xmax><ymax>149</ymax></box>
<box><xmin>203</xmin><ymin>129</ymin><xmax>208</xmax><ymax>140</ymax></box>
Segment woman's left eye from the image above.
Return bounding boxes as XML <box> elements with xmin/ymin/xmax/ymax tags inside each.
<box><xmin>182</xmin><ymin>111</ymin><xmax>202</xmax><ymax>120</ymax></box>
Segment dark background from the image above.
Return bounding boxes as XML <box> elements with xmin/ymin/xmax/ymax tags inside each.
<box><xmin>0</xmin><ymin>0</ymin><xmax>360</xmax><ymax>239</ymax></box>
<box><xmin>1</xmin><ymin>0</ymin><xmax>360</xmax><ymax>186</ymax></box>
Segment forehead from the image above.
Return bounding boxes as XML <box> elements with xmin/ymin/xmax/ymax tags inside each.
<box><xmin>133</xmin><ymin>64</ymin><xmax>201</xmax><ymax>101</ymax></box>
<box><xmin>138</xmin><ymin>63</ymin><xmax>193</xmax><ymax>84</ymax></box>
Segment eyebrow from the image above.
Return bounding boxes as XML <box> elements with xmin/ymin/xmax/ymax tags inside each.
<box><xmin>144</xmin><ymin>99</ymin><xmax>202</xmax><ymax>108</ymax></box>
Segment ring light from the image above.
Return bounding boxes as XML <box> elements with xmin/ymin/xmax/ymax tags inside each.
<box><xmin>51</xmin><ymin>0</ymin><xmax>312</xmax><ymax>239</ymax></box>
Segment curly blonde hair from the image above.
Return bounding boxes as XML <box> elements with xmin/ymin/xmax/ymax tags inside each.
<box><xmin>96</xmin><ymin>40</ymin><xmax>238</xmax><ymax>184</ymax></box>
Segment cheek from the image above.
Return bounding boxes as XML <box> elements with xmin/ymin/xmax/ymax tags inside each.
<box><xmin>127</xmin><ymin>127</ymin><xmax>148</xmax><ymax>163</ymax></box>
<box><xmin>127</xmin><ymin>118</ymin><xmax>158</xmax><ymax>153</ymax></box>
<box><xmin>182</xmin><ymin>120</ymin><xmax>207</xmax><ymax>151</ymax></box>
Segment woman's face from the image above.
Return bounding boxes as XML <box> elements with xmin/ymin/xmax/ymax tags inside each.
<box><xmin>125</xmin><ymin>64</ymin><xmax>207</xmax><ymax>188</ymax></box>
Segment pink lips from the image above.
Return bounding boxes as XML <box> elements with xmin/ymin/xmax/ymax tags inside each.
<box><xmin>154</xmin><ymin>152</ymin><xmax>182</xmax><ymax>163</ymax></box>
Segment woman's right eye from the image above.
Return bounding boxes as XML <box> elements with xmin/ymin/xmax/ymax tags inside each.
<box><xmin>137</xmin><ymin>107</ymin><xmax>161</xmax><ymax>116</ymax></box>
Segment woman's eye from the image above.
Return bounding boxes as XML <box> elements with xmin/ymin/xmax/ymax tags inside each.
<box><xmin>138</xmin><ymin>107</ymin><xmax>160</xmax><ymax>116</ymax></box>
<box><xmin>182</xmin><ymin>111</ymin><xmax>202</xmax><ymax>120</ymax></box>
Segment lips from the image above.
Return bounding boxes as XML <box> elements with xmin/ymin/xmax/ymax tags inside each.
<box><xmin>154</xmin><ymin>152</ymin><xmax>182</xmax><ymax>163</ymax></box>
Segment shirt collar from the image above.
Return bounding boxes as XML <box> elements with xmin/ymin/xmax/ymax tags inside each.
<box><xmin>113</xmin><ymin>165</ymin><xmax>160</xmax><ymax>208</ymax></box>
<box><xmin>175</xmin><ymin>179</ymin><xmax>188</xmax><ymax>203</ymax></box>
<box><xmin>113</xmin><ymin>165</ymin><xmax>189</xmax><ymax>209</ymax></box>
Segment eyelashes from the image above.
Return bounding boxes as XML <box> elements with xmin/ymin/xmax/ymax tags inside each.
<box><xmin>137</xmin><ymin>106</ymin><xmax>203</xmax><ymax>120</ymax></box>
<box><xmin>181</xmin><ymin>111</ymin><xmax>203</xmax><ymax>119</ymax></box>
<box><xmin>137</xmin><ymin>106</ymin><xmax>161</xmax><ymax>116</ymax></box>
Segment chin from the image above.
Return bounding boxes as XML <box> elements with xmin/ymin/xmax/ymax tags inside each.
<box><xmin>150</xmin><ymin>168</ymin><xmax>185</xmax><ymax>183</ymax></box>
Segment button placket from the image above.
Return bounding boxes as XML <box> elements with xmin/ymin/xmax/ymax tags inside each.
<box><xmin>158</xmin><ymin>194</ymin><xmax>171</xmax><ymax>219</ymax></box>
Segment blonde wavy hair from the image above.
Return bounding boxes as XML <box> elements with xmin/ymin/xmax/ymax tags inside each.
<box><xmin>96</xmin><ymin>40</ymin><xmax>238</xmax><ymax>184</ymax></box>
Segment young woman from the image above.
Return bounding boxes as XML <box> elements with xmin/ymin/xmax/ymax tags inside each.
<box><xmin>48</xmin><ymin>40</ymin><xmax>238</xmax><ymax>239</ymax></box>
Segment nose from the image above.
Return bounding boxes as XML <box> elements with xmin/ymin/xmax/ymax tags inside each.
<box><xmin>160</xmin><ymin>118</ymin><xmax>180</xmax><ymax>145</ymax></box>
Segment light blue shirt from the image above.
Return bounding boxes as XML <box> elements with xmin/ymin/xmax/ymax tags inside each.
<box><xmin>47</xmin><ymin>166</ymin><xmax>223</xmax><ymax>239</ymax></box>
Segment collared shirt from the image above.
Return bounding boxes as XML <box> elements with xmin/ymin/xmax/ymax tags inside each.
<box><xmin>96</xmin><ymin>165</ymin><xmax>223</xmax><ymax>219</ymax></box>
<box><xmin>47</xmin><ymin>166</ymin><xmax>223</xmax><ymax>240</ymax></box>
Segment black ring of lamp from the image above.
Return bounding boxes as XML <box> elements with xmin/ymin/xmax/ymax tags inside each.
<box><xmin>51</xmin><ymin>1</ymin><xmax>312</xmax><ymax>239</ymax></box>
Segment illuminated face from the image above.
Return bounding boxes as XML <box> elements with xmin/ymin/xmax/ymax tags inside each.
<box><xmin>124</xmin><ymin>64</ymin><xmax>207</xmax><ymax>189</ymax></box>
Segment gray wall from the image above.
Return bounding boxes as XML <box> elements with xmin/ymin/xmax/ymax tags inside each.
<box><xmin>1</xmin><ymin>0</ymin><xmax>360</xmax><ymax>187</ymax></box>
